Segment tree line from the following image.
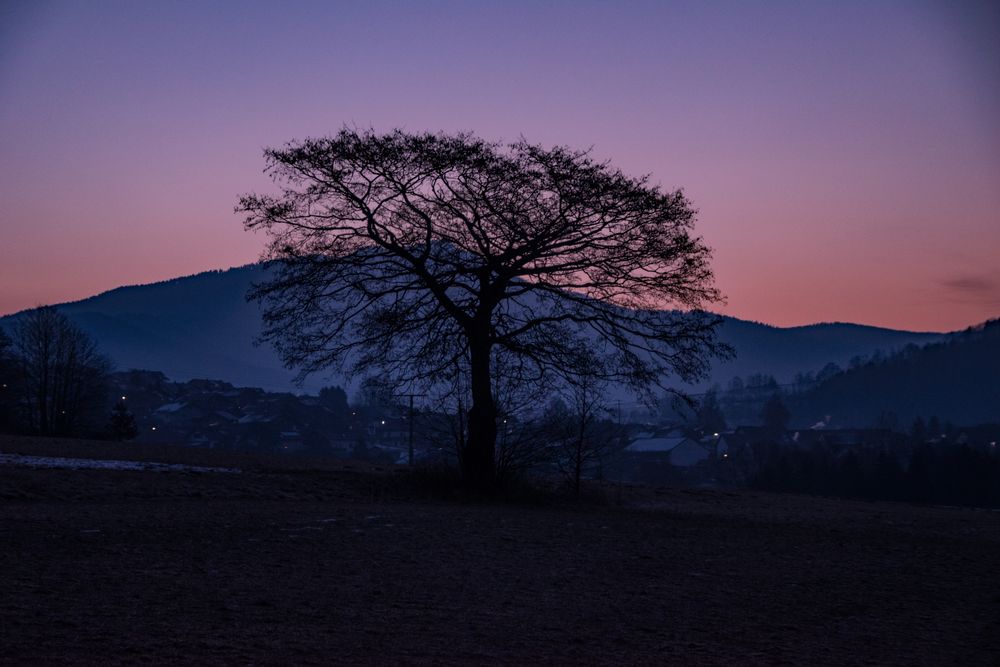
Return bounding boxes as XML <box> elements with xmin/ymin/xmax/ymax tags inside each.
<box><xmin>0</xmin><ymin>307</ymin><xmax>135</xmax><ymax>440</ymax></box>
<box><xmin>750</xmin><ymin>439</ymin><xmax>1000</xmax><ymax>508</ymax></box>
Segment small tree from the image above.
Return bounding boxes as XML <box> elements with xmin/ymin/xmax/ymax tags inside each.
<box><xmin>761</xmin><ymin>393</ymin><xmax>790</xmax><ymax>439</ymax></box>
<box><xmin>927</xmin><ymin>415</ymin><xmax>942</xmax><ymax>440</ymax></box>
<box><xmin>108</xmin><ymin>400</ymin><xmax>138</xmax><ymax>441</ymax></box>
<box><xmin>696</xmin><ymin>386</ymin><xmax>727</xmax><ymax>434</ymax></box>
<box><xmin>318</xmin><ymin>385</ymin><xmax>350</xmax><ymax>429</ymax></box>
<box><xmin>355</xmin><ymin>376</ymin><xmax>396</xmax><ymax>420</ymax></box>
<box><xmin>319</xmin><ymin>385</ymin><xmax>349</xmax><ymax>412</ymax></box>
<box><xmin>240</xmin><ymin>129</ymin><xmax>730</xmax><ymax>488</ymax></box>
<box><xmin>548</xmin><ymin>363</ymin><xmax>621</xmax><ymax>497</ymax></box>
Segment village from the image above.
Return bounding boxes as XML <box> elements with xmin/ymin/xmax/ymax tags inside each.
<box><xmin>107</xmin><ymin>369</ymin><xmax>1000</xmax><ymax>498</ymax></box>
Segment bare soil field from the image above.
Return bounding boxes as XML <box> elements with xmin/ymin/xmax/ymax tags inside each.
<box><xmin>1</xmin><ymin>435</ymin><xmax>998</xmax><ymax>665</ymax></box>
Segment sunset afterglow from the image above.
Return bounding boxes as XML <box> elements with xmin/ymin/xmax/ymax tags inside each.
<box><xmin>1</xmin><ymin>1</ymin><xmax>997</xmax><ymax>331</ymax></box>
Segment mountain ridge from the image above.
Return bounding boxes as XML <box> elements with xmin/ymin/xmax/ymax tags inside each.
<box><xmin>1</xmin><ymin>264</ymin><xmax>953</xmax><ymax>396</ymax></box>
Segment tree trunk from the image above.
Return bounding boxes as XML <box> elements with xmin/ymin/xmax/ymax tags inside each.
<box><xmin>463</xmin><ymin>339</ymin><xmax>497</xmax><ymax>489</ymax></box>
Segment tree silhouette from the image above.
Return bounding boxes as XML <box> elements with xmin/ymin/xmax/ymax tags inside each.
<box><xmin>8</xmin><ymin>307</ymin><xmax>112</xmax><ymax>436</ymax></box>
<box><xmin>761</xmin><ymin>393</ymin><xmax>790</xmax><ymax>438</ymax></box>
<box><xmin>928</xmin><ymin>416</ymin><xmax>942</xmax><ymax>440</ymax></box>
<box><xmin>318</xmin><ymin>385</ymin><xmax>349</xmax><ymax>414</ymax></box>
<box><xmin>546</xmin><ymin>352</ymin><xmax>620</xmax><ymax>496</ymax></box>
<box><xmin>108</xmin><ymin>399</ymin><xmax>138</xmax><ymax>441</ymax></box>
<box><xmin>696</xmin><ymin>386</ymin><xmax>727</xmax><ymax>434</ymax></box>
<box><xmin>239</xmin><ymin>129</ymin><xmax>729</xmax><ymax>487</ymax></box>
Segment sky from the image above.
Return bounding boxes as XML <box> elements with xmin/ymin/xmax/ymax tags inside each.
<box><xmin>1</xmin><ymin>0</ymin><xmax>998</xmax><ymax>332</ymax></box>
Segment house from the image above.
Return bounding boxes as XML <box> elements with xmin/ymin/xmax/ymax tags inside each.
<box><xmin>625</xmin><ymin>436</ymin><xmax>711</xmax><ymax>467</ymax></box>
<box><xmin>618</xmin><ymin>434</ymin><xmax>715</xmax><ymax>485</ymax></box>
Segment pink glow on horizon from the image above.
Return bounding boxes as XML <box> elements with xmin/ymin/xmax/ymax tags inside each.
<box><xmin>1</xmin><ymin>1</ymin><xmax>997</xmax><ymax>332</ymax></box>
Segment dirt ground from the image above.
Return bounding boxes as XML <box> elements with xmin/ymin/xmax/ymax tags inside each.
<box><xmin>1</xmin><ymin>436</ymin><xmax>998</xmax><ymax>665</ymax></box>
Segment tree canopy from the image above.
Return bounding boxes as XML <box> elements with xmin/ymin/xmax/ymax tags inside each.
<box><xmin>239</xmin><ymin>129</ymin><xmax>729</xmax><ymax>485</ymax></box>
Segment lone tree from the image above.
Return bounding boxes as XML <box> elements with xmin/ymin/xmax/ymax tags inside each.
<box><xmin>239</xmin><ymin>129</ymin><xmax>729</xmax><ymax>487</ymax></box>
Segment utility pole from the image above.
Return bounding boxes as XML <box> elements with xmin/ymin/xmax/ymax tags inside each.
<box><xmin>396</xmin><ymin>393</ymin><xmax>425</xmax><ymax>466</ymax></box>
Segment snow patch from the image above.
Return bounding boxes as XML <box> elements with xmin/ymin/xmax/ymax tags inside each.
<box><xmin>0</xmin><ymin>453</ymin><xmax>241</xmax><ymax>474</ymax></box>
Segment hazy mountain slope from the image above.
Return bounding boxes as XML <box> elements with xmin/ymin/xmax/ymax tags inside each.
<box><xmin>1</xmin><ymin>266</ymin><xmax>319</xmax><ymax>393</ymax></box>
<box><xmin>790</xmin><ymin>320</ymin><xmax>1000</xmax><ymax>427</ymax></box>
<box><xmin>1</xmin><ymin>264</ymin><xmax>945</xmax><ymax>395</ymax></box>
<box><xmin>709</xmin><ymin>318</ymin><xmax>942</xmax><ymax>387</ymax></box>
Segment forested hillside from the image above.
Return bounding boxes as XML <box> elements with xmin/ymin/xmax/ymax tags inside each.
<box><xmin>790</xmin><ymin>319</ymin><xmax>1000</xmax><ymax>427</ymax></box>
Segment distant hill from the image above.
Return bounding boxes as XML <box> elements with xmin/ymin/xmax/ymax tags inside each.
<box><xmin>790</xmin><ymin>319</ymin><xmax>1000</xmax><ymax>427</ymax></box>
<box><xmin>708</xmin><ymin>317</ymin><xmax>942</xmax><ymax>388</ymax></box>
<box><xmin>1</xmin><ymin>265</ymin><xmax>304</xmax><ymax>392</ymax></box>
<box><xmin>0</xmin><ymin>264</ymin><xmax>944</xmax><ymax>396</ymax></box>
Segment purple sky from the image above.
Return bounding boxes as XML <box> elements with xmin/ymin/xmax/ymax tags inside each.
<box><xmin>1</xmin><ymin>0</ymin><xmax>998</xmax><ymax>331</ymax></box>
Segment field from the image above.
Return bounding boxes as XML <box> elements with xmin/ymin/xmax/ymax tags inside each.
<box><xmin>1</xmin><ymin>435</ymin><xmax>998</xmax><ymax>665</ymax></box>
